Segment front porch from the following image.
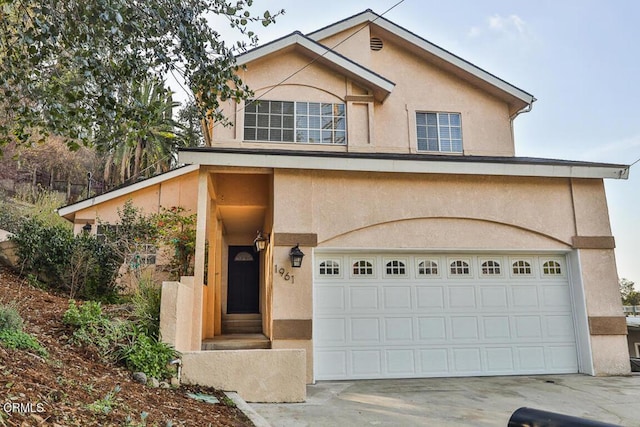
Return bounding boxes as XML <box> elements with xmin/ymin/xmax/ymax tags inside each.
<box><xmin>159</xmin><ymin>279</ymin><xmax>306</xmax><ymax>402</ymax></box>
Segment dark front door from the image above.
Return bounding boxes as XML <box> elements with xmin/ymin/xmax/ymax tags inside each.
<box><xmin>227</xmin><ymin>246</ymin><xmax>260</xmax><ymax>314</ymax></box>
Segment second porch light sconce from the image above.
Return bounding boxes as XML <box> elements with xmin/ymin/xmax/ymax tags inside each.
<box><xmin>289</xmin><ymin>244</ymin><xmax>305</xmax><ymax>268</ymax></box>
<box><xmin>253</xmin><ymin>231</ymin><xmax>269</xmax><ymax>252</ymax></box>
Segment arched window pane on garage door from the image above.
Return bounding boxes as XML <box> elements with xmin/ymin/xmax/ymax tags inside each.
<box><xmin>353</xmin><ymin>260</ymin><xmax>374</xmax><ymax>276</ymax></box>
<box><xmin>481</xmin><ymin>260</ymin><xmax>501</xmax><ymax>275</ymax></box>
<box><xmin>542</xmin><ymin>260</ymin><xmax>562</xmax><ymax>275</ymax></box>
<box><xmin>385</xmin><ymin>260</ymin><xmax>406</xmax><ymax>275</ymax></box>
<box><xmin>319</xmin><ymin>260</ymin><xmax>340</xmax><ymax>276</ymax></box>
<box><xmin>417</xmin><ymin>260</ymin><xmax>439</xmax><ymax>276</ymax></box>
<box><xmin>450</xmin><ymin>260</ymin><xmax>470</xmax><ymax>275</ymax></box>
<box><xmin>512</xmin><ymin>260</ymin><xmax>532</xmax><ymax>275</ymax></box>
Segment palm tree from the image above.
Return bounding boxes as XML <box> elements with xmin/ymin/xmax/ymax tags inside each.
<box><xmin>101</xmin><ymin>79</ymin><xmax>180</xmax><ymax>188</ymax></box>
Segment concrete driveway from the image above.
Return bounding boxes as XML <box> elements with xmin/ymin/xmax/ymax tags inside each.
<box><xmin>249</xmin><ymin>375</ymin><xmax>640</xmax><ymax>426</ymax></box>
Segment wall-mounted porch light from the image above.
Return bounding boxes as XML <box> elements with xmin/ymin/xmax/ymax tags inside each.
<box><xmin>253</xmin><ymin>231</ymin><xmax>269</xmax><ymax>252</ymax></box>
<box><xmin>82</xmin><ymin>222</ymin><xmax>92</xmax><ymax>234</ymax></box>
<box><xmin>289</xmin><ymin>244</ymin><xmax>305</xmax><ymax>268</ymax></box>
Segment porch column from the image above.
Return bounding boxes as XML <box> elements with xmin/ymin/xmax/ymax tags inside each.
<box><xmin>190</xmin><ymin>167</ymin><xmax>209</xmax><ymax>350</ymax></box>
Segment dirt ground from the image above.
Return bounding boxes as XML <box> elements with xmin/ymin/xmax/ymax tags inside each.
<box><xmin>0</xmin><ymin>266</ymin><xmax>254</xmax><ymax>427</ymax></box>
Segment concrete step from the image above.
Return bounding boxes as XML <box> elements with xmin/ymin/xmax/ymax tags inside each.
<box><xmin>222</xmin><ymin>318</ymin><xmax>262</xmax><ymax>334</ymax></box>
<box><xmin>202</xmin><ymin>334</ymin><xmax>271</xmax><ymax>350</ymax></box>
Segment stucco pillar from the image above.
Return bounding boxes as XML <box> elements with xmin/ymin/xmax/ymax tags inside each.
<box><xmin>190</xmin><ymin>167</ymin><xmax>208</xmax><ymax>350</ymax></box>
<box><xmin>270</xmin><ymin>234</ymin><xmax>316</xmax><ymax>384</ymax></box>
<box><xmin>578</xmin><ymin>248</ymin><xmax>629</xmax><ymax>375</ymax></box>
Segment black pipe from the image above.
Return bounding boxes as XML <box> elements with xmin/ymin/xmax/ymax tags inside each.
<box><xmin>508</xmin><ymin>407</ymin><xmax>622</xmax><ymax>427</ymax></box>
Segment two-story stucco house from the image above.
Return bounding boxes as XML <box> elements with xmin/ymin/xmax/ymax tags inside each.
<box><xmin>58</xmin><ymin>10</ymin><xmax>631</xmax><ymax>402</ymax></box>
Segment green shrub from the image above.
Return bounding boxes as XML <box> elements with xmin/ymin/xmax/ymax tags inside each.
<box><xmin>131</xmin><ymin>277</ymin><xmax>162</xmax><ymax>339</ymax></box>
<box><xmin>10</xmin><ymin>218</ymin><xmax>121</xmax><ymax>301</ymax></box>
<box><xmin>62</xmin><ymin>300</ymin><xmax>121</xmax><ymax>360</ymax></box>
<box><xmin>63</xmin><ymin>301</ymin><xmax>178</xmax><ymax>380</ymax></box>
<box><xmin>0</xmin><ymin>304</ymin><xmax>23</xmax><ymax>332</ymax></box>
<box><xmin>11</xmin><ymin>216</ymin><xmax>74</xmax><ymax>284</ymax></box>
<box><xmin>0</xmin><ymin>329</ymin><xmax>48</xmax><ymax>357</ymax></box>
<box><xmin>119</xmin><ymin>332</ymin><xmax>176</xmax><ymax>380</ymax></box>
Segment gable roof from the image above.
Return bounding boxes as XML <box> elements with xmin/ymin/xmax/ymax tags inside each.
<box><xmin>236</xmin><ymin>31</ymin><xmax>395</xmax><ymax>102</ymax></box>
<box><xmin>57</xmin><ymin>164</ymin><xmax>200</xmax><ymax>221</ymax></box>
<box><xmin>308</xmin><ymin>9</ymin><xmax>535</xmax><ymax>114</ymax></box>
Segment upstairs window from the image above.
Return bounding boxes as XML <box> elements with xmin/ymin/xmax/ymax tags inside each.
<box><xmin>244</xmin><ymin>100</ymin><xmax>346</xmax><ymax>144</ymax></box>
<box><xmin>416</xmin><ymin>112</ymin><xmax>462</xmax><ymax>153</ymax></box>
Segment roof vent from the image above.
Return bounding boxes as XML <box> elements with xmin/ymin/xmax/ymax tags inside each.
<box><xmin>370</xmin><ymin>37</ymin><xmax>383</xmax><ymax>51</ymax></box>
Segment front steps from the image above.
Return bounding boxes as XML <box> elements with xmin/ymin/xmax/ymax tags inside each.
<box><xmin>222</xmin><ymin>313</ymin><xmax>262</xmax><ymax>334</ymax></box>
<box><xmin>201</xmin><ymin>334</ymin><xmax>271</xmax><ymax>350</ymax></box>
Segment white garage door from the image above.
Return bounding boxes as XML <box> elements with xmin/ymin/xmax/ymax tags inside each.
<box><xmin>314</xmin><ymin>253</ymin><xmax>578</xmax><ymax>380</ymax></box>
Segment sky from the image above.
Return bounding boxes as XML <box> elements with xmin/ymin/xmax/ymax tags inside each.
<box><xmin>180</xmin><ymin>0</ymin><xmax>640</xmax><ymax>284</ymax></box>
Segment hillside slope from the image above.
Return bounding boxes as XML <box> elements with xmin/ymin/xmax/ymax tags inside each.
<box><xmin>0</xmin><ymin>267</ymin><xmax>252</xmax><ymax>426</ymax></box>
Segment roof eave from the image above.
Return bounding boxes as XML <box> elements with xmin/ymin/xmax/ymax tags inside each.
<box><xmin>308</xmin><ymin>10</ymin><xmax>534</xmax><ymax>107</ymax></box>
<box><xmin>178</xmin><ymin>148</ymin><xmax>629</xmax><ymax>181</ymax></box>
<box><xmin>237</xmin><ymin>32</ymin><xmax>395</xmax><ymax>102</ymax></box>
<box><xmin>57</xmin><ymin>164</ymin><xmax>201</xmax><ymax>221</ymax></box>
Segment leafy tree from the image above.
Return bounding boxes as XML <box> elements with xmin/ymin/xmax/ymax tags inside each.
<box><xmin>154</xmin><ymin>206</ymin><xmax>197</xmax><ymax>279</ymax></box>
<box><xmin>0</xmin><ymin>0</ymin><xmax>283</xmax><ymax>152</ymax></box>
<box><xmin>620</xmin><ymin>278</ymin><xmax>640</xmax><ymax>306</ymax></box>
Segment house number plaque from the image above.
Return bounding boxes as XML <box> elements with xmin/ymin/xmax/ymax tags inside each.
<box><xmin>274</xmin><ymin>265</ymin><xmax>295</xmax><ymax>283</ymax></box>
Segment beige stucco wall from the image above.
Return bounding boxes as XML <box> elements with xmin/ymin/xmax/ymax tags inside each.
<box><xmin>213</xmin><ymin>26</ymin><xmax>515</xmax><ymax>157</ymax></box>
<box><xmin>269</xmin><ymin>168</ymin><xmax>627</xmax><ymax>377</ymax></box>
<box><xmin>273</xmin><ymin>170</ymin><xmax>597</xmax><ymax>248</ymax></box>
<box><xmin>71</xmin><ymin>170</ymin><xmax>199</xmax><ymax>234</ymax></box>
<box><xmin>160</xmin><ymin>278</ymin><xmax>197</xmax><ymax>352</ymax></box>
<box><xmin>180</xmin><ymin>349</ymin><xmax>306</xmax><ymax>402</ymax></box>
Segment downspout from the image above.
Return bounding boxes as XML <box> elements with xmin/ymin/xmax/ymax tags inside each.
<box><xmin>509</xmin><ymin>98</ymin><xmax>536</xmax><ymax>148</ymax></box>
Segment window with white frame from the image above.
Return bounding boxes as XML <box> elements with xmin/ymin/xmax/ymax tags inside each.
<box><xmin>481</xmin><ymin>260</ymin><xmax>501</xmax><ymax>275</ymax></box>
<box><xmin>542</xmin><ymin>260</ymin><xmax>563</xmax><ymax>275</ymax></box>
<box><xmin>319</xmin><ymin>260</ymin><xmax>340</xmax><ymax>276</ymax></box>
<box><xmin>512</xmin><ymin>260</ymin><xmax>532</xmax><ymax>275</ymax></box>
<box><xmin>417</xmin><ymin>260</ymin><xmax>439</xmax><ymax>276</ymax></box>
<box><xmin>416</xmin><ymin>112</ymin><xmax>462</xmax><ymax>153</ymax></box>
<box><xmin>244</xmin><ymin>100</ymin><xmax>346</xmax><ymax>144</ymax></box>
<box><xmin>352</xmin><ymin>260</ymin><xmax>374</xmax><ymax>276</ymax></box>
<box><xmin>385</xmin><ymin>260</ymin><xmax>406</xmax><ymax>276</ymax></box>
<box><xmin>450</xmin><ymin>260</ymin><xmax>470</xmax><ymax>275</ymax></box>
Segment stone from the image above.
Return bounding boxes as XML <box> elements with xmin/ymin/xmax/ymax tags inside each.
<box><xmin>132</xmin><ymin>372</ymin><xmax>147</xmax><ymax>385</ymax></box>
<box><xmin>148</xmin><ymin>378</ymin><xmax>160</xmax><ymax>388</ymax></box>
<box><xmin>170</xmin><ymin>377</ymin><xmax>180</xmax><ymax>387</ymax></box>
<box><xmin>159</xmin><ymin>381</ymin><xmax>170</xmax><ymax>389</ymax></box>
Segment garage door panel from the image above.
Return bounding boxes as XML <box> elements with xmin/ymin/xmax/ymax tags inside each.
<box><xmin>547</xmin><ymin>345</ymin><xmax>579</xmax><ymax>370</ymax></box>
<box><xmin>382</xmin><ymin>286</ymin><xmax>412</xmax><ymax>309</ymax></box>
<box><xmin>516</xmin><ymin>346</ymin><xmax>546</xmax><ymax>370</ymax></box>
<box><xmin>418</xmin><ymin>317</ymin><xmax>447</xmax><ymax>341</ymax></box>
<box><xmin>544</xmin><ymin>315</ymin><xmax>576</xmax><ymax>339</ymax></box>
<box><xmin>316</xmin><ymin>286</ymin><xmax>345</xmax><ymax>312</ymax></box>
<box><xmin>482</xmin><ymin>316</ymin><xmax>511</xmax><ymax>339</ymax></box>
<box><xmin>511</xmin><ymin>286</ymin><xmax>540</xmax><ymax>308</ymax></box>
<box><xmin>315</xmin><ymin>253</ymin><xmax>578</xmax><ymax>380</ymax></box>
<box><xmin>485</xmin><ymin>347</ymin><xmax>514</xmax><ymax>372</ymax></box>
<box><xmin>351</xmin><ymin>317</ymin><xmax>380</xmax><ymax>342</ymax></box>
<box><xmin>541</xmin><ymin>285</ymin><xmax>572</xmax><ymax>308</ymax></box>
<box><xmin>315</xmin><ymin>317</ymin><xmax>347</xmax><ymax>344</ymax></box>
<box><xmin>352</xmin><ymin>350</ymin><xmax>382</xmax><ymax>376</ymax></box>
<box><xmin>451</xmin><ymin>316</ymin><xmax>479</xmax><ymax>340</ymax></box>
<box><xmin>448</xmin><ymin>286</ymin><xmax>477</xmax><ymax>308</ymax></box>
<box><xmin>418</xmin><ymin>348</ymin><xmax>449</xmax><ymax>374</ymax></box>
<box><xmin>479</xmin><ymin>286</ymin><xmax>508</xmax><ymax>308</ymax></box>
<box><xmin>453</xmin><ymin>348</ymin><xmax>482</xmax><ymax>372</ymax></box>
<box><xmin>384</xmin><ymin>317</ymin><xmax>414</xmax><ymax>341</ymax></box>
<box><xmin>386</xmin><ymin>349</ymin><xmax>416</xmax><ymax>375</ymax></box>
<box><xmin>416</xmin><ymin>286</ymin><xmax>444</xmax><ymax>309</ymax></box>
<box><xmin>350</xmin><ymin>287</ymin><xmax>378</xmax><ymax>310</ymax></box>
<box><xmin>316</xmin><ymin>350</ymin><xmax>347</xmax><ymax>378</ymax></box>
<box><xmin>513</xmin><ymin>316</ymin><xmax>543</xmax><ymax>339</ymax></box>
